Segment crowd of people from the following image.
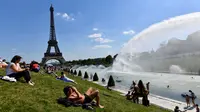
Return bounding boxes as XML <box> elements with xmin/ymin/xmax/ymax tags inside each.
<box><xmin>1</xmin><ymin>55</ymin><xmax>200</xmax><ymax>111</ymax></box>
<box><xmin>0</xmin><ymin>55</ymin><xmax>104</xmax><ymax>110</ymax></box>
<box><xmin>126</xmin><ymin>80</ymin><xmax>150</xmax><ymax>106</ymax></box>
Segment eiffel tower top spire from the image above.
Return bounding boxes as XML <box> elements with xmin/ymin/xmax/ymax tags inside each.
<box><xmin>50</xmin><ymin>4</ymin><xmax>54</xmax><ymax>11</ymax></box>
<box><xmin>49</xmin><ymin>4</ymin><xmax>56</xmax><ymax>41</ymax></box>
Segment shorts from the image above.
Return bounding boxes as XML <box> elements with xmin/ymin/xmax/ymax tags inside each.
<box><xmin>83</xmin><ymin>94</ymin><xmax>93</xmax><ymax>103</ymax></box>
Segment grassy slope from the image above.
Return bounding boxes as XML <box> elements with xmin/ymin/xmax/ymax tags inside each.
<box><xmin>0</xmin><ymin>70</ymin><xmax>170</xmax><ymax>112</ymax></box>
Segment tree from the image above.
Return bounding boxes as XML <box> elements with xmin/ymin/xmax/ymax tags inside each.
<box><xmin>198</xmin><ymin>69</ymin><xmax>200</xmax><ymax>75</ymax></box>
<box><xmin>78</xmin><ymin>70</ymin><xmax>82</xmax><ymax>76</ymax></box>
<box><xmin>107</xmin><ymin>75</ymin><xmax>115</xmax><ymax>87</ymax></box>
<box><xmin>93</xmin><ymin>73</ymin><xmax>99</xmax><ymax>81</ymax></box>
<box><xmin>105</xmin><ymin>55</ymin><xmax>113</xmax><ymax>64</ymax></box>
<box><xmin>113</xmin><ymin>54</ymin><xmax>118</xmax><ymax>60</ymax></box>
<box><xmin>74</xmin><ymin>70</ymin><xmax>77</xmax><ymax>75</ymax></box>
<box><xmin>84</xmin><ymin>71</ymin><xmax>89</xmax><ymax>79</ymax></box>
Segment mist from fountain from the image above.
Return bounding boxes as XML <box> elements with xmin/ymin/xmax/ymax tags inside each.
<box><xmin>73</xmin><ymin>12</ymin><xmax>200</xmax><ymax>104</ymax></box>
<box><xmin>169</xmin><ymin>65</ymin><xmax>185</xmax><ymax>73</ymax></box>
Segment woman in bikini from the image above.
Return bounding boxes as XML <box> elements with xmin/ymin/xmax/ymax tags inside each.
<box><xmin>63</xmin><ymin>86</ymin><xmax>104</xmax><ymax>108</ymax></box>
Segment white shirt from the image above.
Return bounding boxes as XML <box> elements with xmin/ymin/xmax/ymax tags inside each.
<box><xmin>6</xmin><ymin>63</ymin><xmax>20</xmax><ymax>75</ymax></box>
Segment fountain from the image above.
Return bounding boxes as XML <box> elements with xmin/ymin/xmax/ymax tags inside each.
<box><xmin>74</xmin><ymin>12</ymin><xmax>200</xmax><ymax>104</ymax></box>
<box><xmin>169</xmin><ymin>65</ymin><xmax>185</xmax><ymax>73</ymax></box>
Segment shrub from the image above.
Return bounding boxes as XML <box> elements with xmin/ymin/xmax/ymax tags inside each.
<box><xmin>70</xmin><ymin>69</ymin><xmax>73</xmax><ymax>74</ymax></box>
<box><xmin>78</xmin><ymin>70</ymin><xmax>82</xmax><ymax>76</ymax></box>
<box><xmin>74</xmin><ymin>70</ymin><xmax>77</xmax><ymax>75</ymax></box>
<box><xmin>84</xmin><ymin>71</ymin><xmax>89</xmax><ymax>79</ymax></box>
<box><xmin>107</xmin><ymin>75</ymin><xmax>115</xmax><ymax>87</ymax></box>
<box><xmin>93</xmin><ymin>73</ymin><xmax>99</xmax><ymax>81</ymax></box>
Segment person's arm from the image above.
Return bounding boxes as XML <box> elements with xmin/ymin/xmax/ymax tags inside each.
<box><xmin>71</xmin><ymin>87</ymin><xmax>82</xmax><ymax>98</ymax></box>
<box><xmin>18</xmin><ymin>64</ymin><xmax>27</xmax><ymax>71</ymax></box>
<box><xmin>10</xmin><ymin>64</ymin><xmax>25</xmax><ymax>72</ymax></box>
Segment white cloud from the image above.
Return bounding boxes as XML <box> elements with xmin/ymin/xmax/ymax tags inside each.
<box><xmin>123</xmin><ymin>30</ymin><xmax>135</xmax><ymax>35</ymax></box>
<box><xmin>92</xmin><ymin>45</ymin><xmax>112</xmax><ymax>49</ymax></box>
<box><xmin>93</xmin><ymin>28</ymin><xmax>98</xmax><ymax>31</ymax></box>
<box><xmin>88</xmin><ymin>33</ymin><xmax>102</xmax><ymax>38</ymax></box>
<box><xmin>56</xmin><ymin>13</ymin><xmax>61</xmax><ymax>16</ymax></box>
<box><xmin>11</xmin><ymin>48</ymin><xmax>17</xmax><ymax>51</ymax></box>
<box><xmin>56</xmin><ymin>12</ymin><xmax>75</xmax><ymax>21</ymax></box>
<box><xmin>94</xmin><ymin>37</ymin><xmax>114</xmax><ymax>43</ymax></box>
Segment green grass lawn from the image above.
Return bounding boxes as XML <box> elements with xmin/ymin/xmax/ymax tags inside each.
<box><xmin>0</xmin><ymin>69</ymin><xmax>170</xmax><ymax>112</ymax></box>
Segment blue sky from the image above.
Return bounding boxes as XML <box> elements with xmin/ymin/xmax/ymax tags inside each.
<box><xmin>1</xmin><ymin>0</ymin><xmax>200</xmax><ymax>63</ymax></box>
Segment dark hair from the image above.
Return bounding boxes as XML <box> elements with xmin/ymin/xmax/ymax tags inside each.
<box><xmin>132</xmin><ymin>81</ymin><xmax>136</xmax><ymax>85</ymax></box>
<box><xmin>63</xmin><ymin>86</ymin><xmax>72</xmax><ymax>98</ymax></box>
<box><xmin>61</xmin><ymin>72</ymin><xmax>64</xmax><ymax>75</ymax></box>
<box><xmin>175</xmin><ymin>106</ymin><xmax>179</xmax><ymax>109</ymax></box>
<box><xmin>138</xmin><ymin>80</ymin><xmax>146</xmax><ymax>93</ymax></box>
<box><xmin>196</xmin><ymin>104</ymin><xmax>199</xmax><ymax>107</ymax></box>
<box><xmin>11</xmin><ymin>55</ymin><xmax>22</xmax><ymax>63</ymax></box>
<box><xmin>138</xmin><ymin>80</ymin><xmax>145</xmax><ymax>89</ymax></box>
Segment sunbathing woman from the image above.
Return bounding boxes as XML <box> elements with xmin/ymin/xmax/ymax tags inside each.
<box><xmin>56</xmin><ymin>72</ymin><xmax>77</xmax><ymax>84</ymax></box>
<box><xmin>63</xmin><ymin>86</ymin><xmax>104</xmax><ymax>108</ymax></box>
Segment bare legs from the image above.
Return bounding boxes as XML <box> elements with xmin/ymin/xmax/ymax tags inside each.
<box><xmin>192</xmin><ymin>98</ymin><xmax>195</xmax><ymax>107</ymax></box>
<box><xmin>85</xmin><ymin>87</ymin><xmax>104</xmax><ymax>108</ymax></box>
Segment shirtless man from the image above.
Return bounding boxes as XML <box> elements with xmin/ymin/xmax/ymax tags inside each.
<box><xmin>63</xmin><ymin>86</ymin><xmax>104</xmax><ymax>108</ymax></box>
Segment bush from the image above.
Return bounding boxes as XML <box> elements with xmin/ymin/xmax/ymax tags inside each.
<box><xmin>78</xmin><ymin>70</ymin><xmax>82</xmax><ymax>76</ymax></box>
<box><xmin>107</xmin><ymin>75</ymin><xmax>115</xmax><ymax>87</ymax></box>
<box><xmin>74</xmin><ymin>70</ymin><xmax>77</xmax><ymax>75</ymax></box>
<box><xmin>84</xmin><ymin>71</ymin><xmax>89</xmax><ymax>79</ymax></box>
<box><xmin>93</xmin><ymin>73</ymin><xmax>99</xmax><ymax>81</ymax></box>
<box><xmin>70</xmin><ymin>69</ymin><xmax>73</xmax><ymax>74</ymax></box>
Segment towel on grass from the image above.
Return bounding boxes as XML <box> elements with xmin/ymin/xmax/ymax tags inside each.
<box><xmin>1</xmin><ymin>76</ymin><xmax>17</xmax><ymax>82</ymax></box>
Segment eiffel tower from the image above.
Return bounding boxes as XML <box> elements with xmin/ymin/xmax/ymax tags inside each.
<box><xmin>41</xmin><ymin>5</ymin><xmax>66</xmax><ymax>65</ymax></box>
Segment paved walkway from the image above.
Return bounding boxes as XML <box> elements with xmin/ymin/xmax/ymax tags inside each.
<box><xmin>149</xmin><ymin>94</ymin><xmax>196</xmax><ymax>112</ymax></box>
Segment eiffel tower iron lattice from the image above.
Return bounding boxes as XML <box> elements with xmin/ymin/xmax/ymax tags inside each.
<box><xmin>41</xmin><ymin>5</ymin><xmax>66</xmax><ymax>65</ymax></box>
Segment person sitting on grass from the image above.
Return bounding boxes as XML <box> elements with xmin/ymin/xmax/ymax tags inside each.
<box><xmin>5</xmin><ymin>55</ymin><xmax>35</xmax><ymax>86</ymax></box>
<box><xmin>0</xmin><ymin>59</ymin><xmax>8</xmax><ymax>69</ymax></box>
<box><xmin>56</xmin><ymin>72</ymin><xmax>77</xmax><ymax>84</ymax></box>
<box><xmin>63</xmin><ymin>86</ymin><xmax>104</xmax><ymax>108</ymax></box>
<box><xmin>30</xmin><ymin>61</ymin><xmax>40</xmax><ymax>72</ymax></box>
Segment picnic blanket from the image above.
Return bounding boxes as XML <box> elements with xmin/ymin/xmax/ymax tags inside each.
<box><xmin>57</xmin><ymin>97</ymin><xmax>96</xmax><ymax>110</ymax></box>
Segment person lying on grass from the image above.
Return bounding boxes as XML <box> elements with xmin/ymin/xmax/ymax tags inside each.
<box><xmin>0</xmin><ymin>59</ymin><xmax>8</xmax><ymax>69</ymax></box>
<box><xmin>56</xmin><ymin>72</ymin><xmax>77</xmax><ymax>84</ymax></box>
<box><xmin>63</xmin><ymin>86</ymin><xmax>104</xmax><ymax>108</ymax></box>
<box><xmin>4</xmin><ymin>55</ymin><xmax>35</xmax><ymax>86</ymax></box>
